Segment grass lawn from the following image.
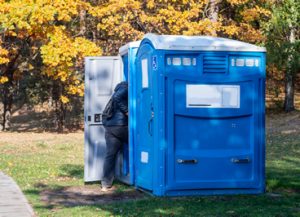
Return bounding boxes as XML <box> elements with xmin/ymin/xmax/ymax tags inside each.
<box><xmin>0</xmin><ymin>112</ymin><xmax>300</xmax><ymax>217</ymax></box>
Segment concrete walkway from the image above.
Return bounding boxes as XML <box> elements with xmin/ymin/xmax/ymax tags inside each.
<box><xmin>0</xmin><ymin>172</ymin><xmax>34</xmax><ymax>217</ymax></box>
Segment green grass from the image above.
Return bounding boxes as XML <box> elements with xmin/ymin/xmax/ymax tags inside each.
<box><xmin>0</xmin><ymin>128</ymin><xmax>299</xmax><ymax>217</ymax></box>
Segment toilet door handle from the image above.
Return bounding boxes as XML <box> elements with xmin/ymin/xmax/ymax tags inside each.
<box><xmin>177</xmin><ymin>159</ymin><xmax>198</xmax><ymax>164</ymax></box>
<box><xmin>188</xmin><ymin>104</ymin><xmax>211</xmax><ymax>107</ymax></box>
<box><xmin>231</xmin><ymin>158</ymin><xmax>251</xmax><ymax>163</ymax></box>
<box><xmin>148</xmin><ymin>116</ymin><xmax>153</xmax><ymax>136</ymax></box>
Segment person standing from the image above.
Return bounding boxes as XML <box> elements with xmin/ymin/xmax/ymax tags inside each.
<box><xmin>102</xmin><ymin>81</ymin><xmax>128</xmax><ymax>191</ymax></box>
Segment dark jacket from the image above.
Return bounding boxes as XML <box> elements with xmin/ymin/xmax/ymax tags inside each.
<box><xmin>105</xmin><ymin>81</ymin><xmax>128</xmax><ymax>126</ymax></box>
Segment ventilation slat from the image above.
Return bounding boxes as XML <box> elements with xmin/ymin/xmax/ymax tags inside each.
<box><xmin>204</xmin><ymin>67</ymin><xmax>226</xmax><ymax>69</ymax></box>
<box><xmin>204</xmin><ymin>69</ymin><xmax>227</xmax><ymax>73</ymax></box>
<box><xmin>203</xmin><ymin>56</ymin><xmax>225</xmax><ymax>60</ymax></box>
<box><xmin>203</xmin><ymin>55</ymin><xmax>227</xmax><ymax>74</ymax></box>
<box><xmin>204</xmin><ymin>60</ymin><xmax>226</xmax><ymax>63</ymax></box>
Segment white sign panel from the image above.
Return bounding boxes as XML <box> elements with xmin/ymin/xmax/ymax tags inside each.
<box><xmin>186</xmin><ymin>85</ymin><xmax>240</xmax><ymax>108</ymax></box>
<box><xmin>142</xmin><ymin>59</ymin><xmax>148</xmax><ymax>88</ymax></box>
<box><xmin>141</xmin><ymin>151</ymin><xmax>149</xmax><ymax>163</ymax></box>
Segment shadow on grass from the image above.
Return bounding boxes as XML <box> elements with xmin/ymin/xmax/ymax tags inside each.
<box><xmin>24</xmin><ymin>182</ymin><xmax>145</xmax><ymax>212</ymax></box>
<box><xmin>10</xmin><ymin>109</ymin><xmax>83</xmax><ymax>133</ymax></box>
<box><xmin>266</xmin><ymin>166</ymin><xmax>300</xmax><ymax>192</ymax></box>
<box><xmin>93</xmin><ymin>193</ymin><xmax>300</xmax><ymax>217</ymax></box>
<box><xmin>58</xmin><ymin>164</ymin><xmax>84</xmax><ymax>179</ymax></box>
<box><xmin>266</xmin><ymin>133</ymin><xmax>300</xmax><ymax>192</ymax></box>
<box><xmin>22</xmin><ymin>176</ymin><xmax>300</xmax><ymax>217</ymax></box>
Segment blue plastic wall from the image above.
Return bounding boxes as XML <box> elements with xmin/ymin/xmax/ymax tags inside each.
<box><xmin>116</xmin><ymin>47</ymin><xmax>139</xmax><ymax>185</ymax></box>
<box><xmin>134</xmin><ymin>40</ymin><xmax>265</xmax><ymax>196</ymax></box>
<box><xmin>128</xmin><ymin>47</ymin><xmax>139</xmax><ymax>185</ymax></box>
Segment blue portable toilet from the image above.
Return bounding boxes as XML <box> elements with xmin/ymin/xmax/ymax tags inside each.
<box><xmin>134</xmin><ymin>34</ymin><xmax>266</xmax><ymax>196</ymax></box>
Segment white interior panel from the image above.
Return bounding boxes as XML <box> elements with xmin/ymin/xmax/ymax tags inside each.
<box><xmin>186</xmin><ymin>85</ymin><xmax>240</xmax><ymax>108</ymax></box>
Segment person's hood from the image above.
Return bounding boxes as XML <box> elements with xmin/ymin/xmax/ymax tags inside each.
<box><xmin>114</xmin><ymin>81</ymin><xmax>128</xmax><ymax>92</ymax></box>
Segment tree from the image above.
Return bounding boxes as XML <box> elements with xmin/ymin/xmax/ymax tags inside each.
<box><xmin>0</xmin><ymin>0</ymin><xmax>101</xmax><ymax>131</ymax></box>
<box><xmin>0</xmin><ymin>0</ymin><xmax>275</xmax><ymax>131</ymax></box>
<box><xmin>263</xmin><ymin>0</ymin><xmax>300</xmax><ymax>112</ymax></box>
<box><xmin>90</xmin><ymin>0</ymin><xmax>271</xmax><ymax>54</ymax></box>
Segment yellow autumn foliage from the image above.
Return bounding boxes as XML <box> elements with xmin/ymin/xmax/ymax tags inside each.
<box><xmin>227</xmin><ymin>0</ymin><xmax>250</xmax><ymax>5</ymax></box>
<box><xmin>0</xmin><ymin>0</ymin><xmax>102</xmax><ymax>104</ymax></box>
<box><xmin>241</xmin><ymin>6</ymin><xmax>271</xmax><ymax>23</ymax></box>
<box><xmin>60</xmin><ymin>95</ymin><xmax>70</xmax><ymax>104</ymax></box>
<box><xmin>41</xmin><ymin>26</ymin><xmax>101</xmax><ymax>103</ymax></box>
<box><xmin>0</xmin><ymin>40</ymin><xmax>9</xmax><ymax>65</ymax></box>
<box><xmin>0</xmin><ymin>49</ymin><xmax>9</xmax><ymax>65</ymax></box>
<box><xmin>238</xmin><ymin>23</ymin><xmax>266</xmax><ymax>43</ymax></box>
<box><xmin>222</xmin><ymin>25</ymin><xmax>240</xmax><ymax>37</ymax></box>
<box><xmin>91</xmin><ymin>0</ymin><xmax>270</xmax><ymax>55</ymax></box>
<box><xmin>0</xmin><ymin>76</ymin><xmax>9</xmax><ymax>84</ymax></box>
<box><xmin>0</xmin><ymin>0</ymin><xmax>86</xmax><ymax>32</ymax></box>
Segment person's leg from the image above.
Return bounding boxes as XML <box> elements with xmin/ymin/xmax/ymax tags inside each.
<box><xmin>118</xmin><ymin>126</ymin><xmax>128</xmax><ymax>145</ymax></box>
<box><xmin>102</xmin><ymin>127</ymin><xmax>122</xmax><ymax>188</ymax></box>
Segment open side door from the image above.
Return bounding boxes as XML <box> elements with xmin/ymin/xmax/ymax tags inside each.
<box><xmin>84</xmin><ymin>56</ymin><xmax>122</xmax><ymax>182</ymax></box>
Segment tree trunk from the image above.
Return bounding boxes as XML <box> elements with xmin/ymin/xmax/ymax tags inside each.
<box><xmin>1</xmin><ymin>57</ymin><xmax>18</xmax><ymax>131</ymax></box>
<box><xmin>79</xmin><ymin>9</ymin><xmax>86</xmax><ymax>37</ymax></box>
<box><xmin>284</xmin><ymin>72</ymin><xmax>295</xmax><ymax>112</ymax></box>
<box><xmin>0</xmin><ymin>51</ymin><xmax>20</xmax><ymax>131</ymax></box>
<box><xmin>55</xmin><ymin>99</ymin><xmax>66</xmax><ymax>133</ymax></box>
<box><xmin>209</xmin><ymin>0</ymin><xmax>219</xmax><ymax>23</ymax></box>
<box><xmin>52</xmin><ymin>81</ymin><xmax>66</xmax><ymax>132</ymax></box>
<box><xmin>284</xmin><ymin>24</ymin><xmax>296</xmax><ymax>112</ymax></box>
<box><xmin>208</xmin><ymin>0</ymin><xmax>219</xmax><ymax>36</ymax></box>
<box><xmin>2</xmin><ymin>82</ymin><xmax>13</xmax><ymax>131</ymax></box>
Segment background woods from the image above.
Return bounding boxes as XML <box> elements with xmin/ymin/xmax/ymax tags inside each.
<box><xmin>0</xmin><ymin>0</ymin><xmax>299</xmax><ymax>131</ymax></box>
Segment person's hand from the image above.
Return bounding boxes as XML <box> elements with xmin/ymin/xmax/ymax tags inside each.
<box><xmin>126</xmin><ymin>112</ymin><xmax>128</xmax><ymax>116</ymax></box>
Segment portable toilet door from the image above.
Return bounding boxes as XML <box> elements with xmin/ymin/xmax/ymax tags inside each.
<box><xmin>135</xmin><ymin>43</ymin><xmax>157</xmax><ymax>191</ymax></box>
<box><xmin>84</xmin><ymin>56</ymin><xmax>123</xmax><ymax>182</ymax></box>
<box><xmin>135</xmin><ymin>34</ymin><xmax>266</xmax><ymax>196</ymax></box>
<box><xmin>114</xmin><ymin>41</ymin><xmax>140</xmax><ymax>185</ymax></box>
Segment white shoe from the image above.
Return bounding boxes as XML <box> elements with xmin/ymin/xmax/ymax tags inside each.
<box><xmin>101</xmin><ymin>186</ymin><xmax>115</xmax><ymax>192</ymax></box>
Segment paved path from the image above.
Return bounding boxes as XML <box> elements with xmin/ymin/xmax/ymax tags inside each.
<box><xmin>0</xmin><ymin>172</ymin><xmax>34</xmax><ymax>217</ymax></box>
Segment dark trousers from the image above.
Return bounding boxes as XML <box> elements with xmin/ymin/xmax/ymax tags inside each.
<box><xmin>102</xmin><ymin>126</ymin><xmax>128</xmax><ymax>187</ymax></box>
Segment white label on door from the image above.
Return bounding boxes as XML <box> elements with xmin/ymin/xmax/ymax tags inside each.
<box><xmin>186</xmin><ymin>85</ymin><xmax>240</xmax><ymax>108</ymax></box>
<box><xmin>141</xmin><ymin>151</ymin><xmax>149</xmax><ymax>163</ymax></box>
<box><xmin>142</xmin><ymin>59</ymin><xmax>148</xmax><ymax>88</ymax></box>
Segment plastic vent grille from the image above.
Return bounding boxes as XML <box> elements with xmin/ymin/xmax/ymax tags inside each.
<box><xmin>203</xmin><ymin>55</ymin><xmax>227</xmax><ymax>74</ymax></box>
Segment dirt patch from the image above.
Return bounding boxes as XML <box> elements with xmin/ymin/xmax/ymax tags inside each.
<box><xmin>266</xmin><ymin>110</ymin><xmax>300</xmax><ymax>135</ymax></box>
<box><xmin>40</xmin><ymin>185</ymin><xmax>146</xmax><ymax>207</ymax></box>
<box><xmin>0</xmin><ymin>132</ymin><xmax>83</xmax><ymax>146</ymax></box>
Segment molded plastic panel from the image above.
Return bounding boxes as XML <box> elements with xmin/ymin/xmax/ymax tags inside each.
<box><xmin>174</xmin><ymin>115</ymin><xmax>256</xmax><ymax>188</ymax></box>
<box><xmin>84</xmin><ymin>57</ymin><xmax>122</xmax><ymax>182</ymax></box>
<box><xmin>135</xmin><ymin>44</ymin><xmax>155</xmax><ymax>191</ymax></box>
